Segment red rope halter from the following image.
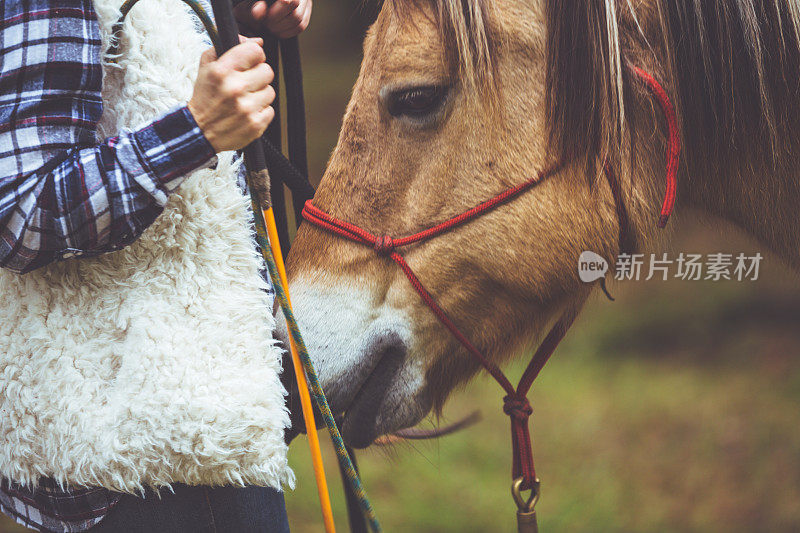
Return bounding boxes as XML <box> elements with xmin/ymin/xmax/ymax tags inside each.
<box><xmin>301</xmin><ymin>67</ymin><xmax>679</xmax><ymax>493</ymax></box>
<box><xmin>630</xmin><ymin>65</ymin><xmax>680</xmax><ymax>227</ymax></box>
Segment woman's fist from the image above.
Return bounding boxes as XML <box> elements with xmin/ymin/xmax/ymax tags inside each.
<box><xmin>187</xmin><ymin>37</ymin><xmax>275</xmax><ymax>153</ymax></box>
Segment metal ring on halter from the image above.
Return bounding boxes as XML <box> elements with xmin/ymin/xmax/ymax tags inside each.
<box><xmin>511</xmin><ymin>477</ymin><xmax>541</xmax><ymax>512</ymax></box>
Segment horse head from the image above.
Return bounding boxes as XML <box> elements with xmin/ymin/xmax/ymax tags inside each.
<box><xmin>279</xmin><ymin>0</ymin><xmax>800</xmax><ymax>447</ymax></box>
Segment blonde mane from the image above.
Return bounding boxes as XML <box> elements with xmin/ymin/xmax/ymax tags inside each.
<box><xmin>390</xmin><ymin>0</ymin><xmax>800</xmax><ymax>174</ymax></box>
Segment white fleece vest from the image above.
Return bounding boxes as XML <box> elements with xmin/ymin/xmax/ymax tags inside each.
<box><xmin>0</xmin><ymin>0</ymin><xmax>293</xmax><ymax>492</ymax></box>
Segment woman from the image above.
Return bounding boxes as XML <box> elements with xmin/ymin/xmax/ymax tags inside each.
<box><xmin>0</xmin><ymin>0</ymin><xmax>311</xmax><ymax>531</ymax></box>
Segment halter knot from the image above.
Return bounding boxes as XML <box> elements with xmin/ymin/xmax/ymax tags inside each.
<box><xmin>503</xmin><ymin>395</ymin><xmax>532</xmax><ymax>420</ymax></box>
<box><xmin>374</xmin><ymin>235</ymin><xmax>395</xmax><ymax>256</ymax></box>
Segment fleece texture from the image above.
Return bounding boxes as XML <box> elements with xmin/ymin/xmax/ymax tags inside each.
<box><xmin>0</xmin><ymin>0</ymin><xmax>293</xmax><ymax>493</ymax></box>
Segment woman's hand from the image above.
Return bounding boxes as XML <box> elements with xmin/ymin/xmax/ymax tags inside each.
<box><xmin>234</xmin><ymin>0</ymin><xmax>312</xmax><ymax>39</ymax></box>
<box><xmin>188</xmin><ymin>37</ymin><xmax>276</xmax><ymax>153</ymax></box>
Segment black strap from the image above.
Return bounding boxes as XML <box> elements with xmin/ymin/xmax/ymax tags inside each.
<box><xmin>341</xmin><ymin>446</ymin><xmax>369</xmax><ymax>533</ymax></box>
<box><xmin>256</xmin><ymin>31</ymin><xmax>315</xmax><ymax>253</ymax></box>
<box><xmin>244</xmin><ymin>8</ymin><xmax>368</xmax><ymax>533</ymax></box>
<box><xmin>280</xmin><ymin>37</ymin><xmax>311</xmax><ymax>223</ymax></box>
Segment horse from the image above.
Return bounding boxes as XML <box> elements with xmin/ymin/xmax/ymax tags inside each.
<box><xmin>279</xmin><ymin>0</ymin><xmax>800</xmax><ymax>453</ymax></box>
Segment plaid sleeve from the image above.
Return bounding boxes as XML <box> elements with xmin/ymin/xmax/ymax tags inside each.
<box><xmin>0</xmin><ymin>0</ymin><xmax>217</xmax><ymax>275</ymax></box>
<box><xmin>0</xmin><ymin>106</ymin><xmax>217</xmax><ymax>274</ymax></box>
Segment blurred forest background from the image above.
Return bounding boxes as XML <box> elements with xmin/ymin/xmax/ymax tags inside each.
<box><xmin>3</xmin><ymin>2</ymin><xmax>800</xmax><ymax>532</ymax></box>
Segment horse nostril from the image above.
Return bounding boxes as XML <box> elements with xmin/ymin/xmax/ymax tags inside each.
<box><xmin>340</xmin><ymin>331</ymin><xmax>409</xmax><ymax>448</ymax></box>
<box><xmin>368</xmin><ymin>331</ymin><xmax>407</xmax><ymax>369</ymax></box>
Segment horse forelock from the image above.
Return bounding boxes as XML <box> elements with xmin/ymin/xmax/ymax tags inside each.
<box><xmin>387</xmin><ymin>0</ymin><xmax>497</xmax><ymax>91</ymax></box>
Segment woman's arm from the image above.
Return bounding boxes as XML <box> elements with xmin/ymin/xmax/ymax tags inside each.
<box><xmin>0</xmin><ymin>1</ymin><xmax>216</xmax><ymax>274</ymax></box>
<box><xmin>0</xmin><ymin>108</ymin><xmax>217</xmax><ymax>274</ymax></box>
<box><xmin>0</xmin><ymin>0</ymin><xmax>275</xmax><ymax>274</ymax></box>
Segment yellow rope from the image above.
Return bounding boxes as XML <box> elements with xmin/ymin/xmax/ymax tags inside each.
<box><xmin>263</xmin><ymin>207</ymin><xmax>336</xmax><ymax>533</ymax></box>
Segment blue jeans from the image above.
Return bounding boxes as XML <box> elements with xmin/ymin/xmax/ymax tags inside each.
<box><xmin>90</xmin><ymin>484</ymin><xmax>290</xmax><ymax>532</ymax></box>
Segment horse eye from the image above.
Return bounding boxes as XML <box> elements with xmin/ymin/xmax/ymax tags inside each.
<box><xmin>387</xmin><ymin>86</ymin><xmax>448</xmax><ymax>118</ymax></box>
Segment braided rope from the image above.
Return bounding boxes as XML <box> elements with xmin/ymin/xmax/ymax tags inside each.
<box><xmin>250</xmin><ymin>197</ymin><xmax>381</xmax><ymax>532</ymax></box>
<box><xmin>628</xmin><ymin>65</ymin><xmax>680</xmax><ymax>227</ymax></box>
<box><xmin>302</xmin><ymin>180</ymin><xmax>578</xmax><ymax>490</ymax></box>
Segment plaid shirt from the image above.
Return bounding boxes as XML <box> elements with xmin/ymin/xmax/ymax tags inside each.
<box><xmin>1</xmin><ymin>0</ymin><xmax>223</xmax><ymax>531</ymax></box>
<box><xmin>0</xmin><ymin>0</ymin><xmax>217</xmax><ymax>275</ymax></box>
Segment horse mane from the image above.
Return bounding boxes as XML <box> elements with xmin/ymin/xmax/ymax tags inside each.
<box><xmin>389</xmin><ymin>0</ymin><xmax>800</xmax><ymax>172</ymax></box>
<box><xmin>546</xmin><ymin>0</ymin><xmax>800</xmax><ymax>169</ymax></box>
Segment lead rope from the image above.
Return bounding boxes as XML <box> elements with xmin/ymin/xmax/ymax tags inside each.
<box><xmin>302</xmin><ymin>65</ymin><xmax>680</xmax><ymax>533</ymax></box>
<box><xmin>109</xmin><ymin>2</ymin><xmax>380</xmax><ymax>532</ymax></box>
<box><xmin>208</xmin><ymin>2</ymin><xmax>382</xmax><ymax>531</ymax></box>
